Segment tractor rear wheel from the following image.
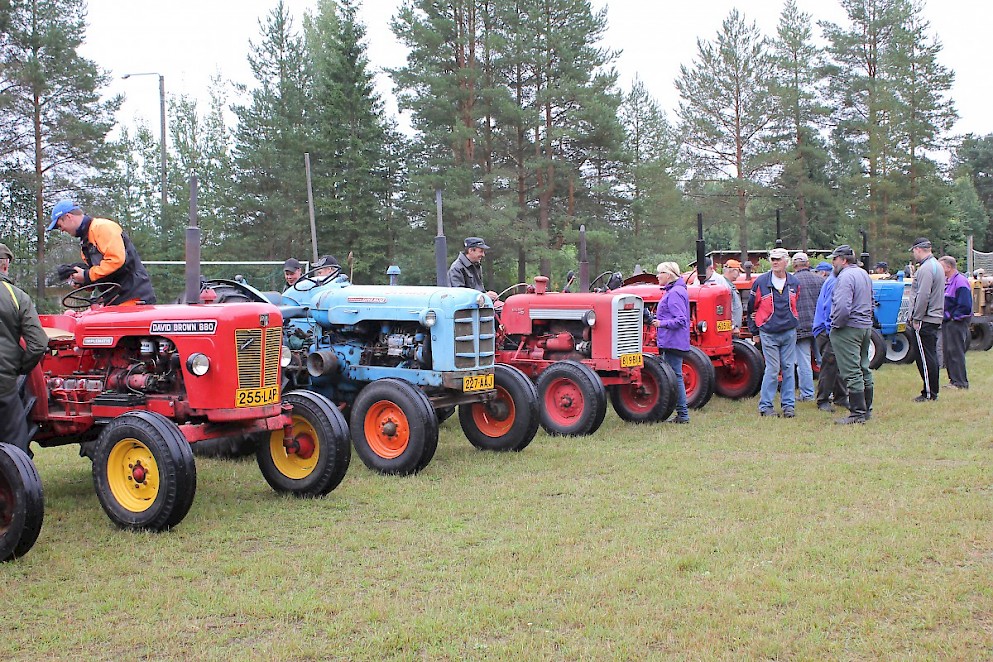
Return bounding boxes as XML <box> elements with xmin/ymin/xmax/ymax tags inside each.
<box><xmin>460</xmin><ymin>364</ymin><xmax>539</xmax><ymax>451</ymax></box>
<box><xmin>714</xmin><ymin>339</ymin><xmax>764</xmax><ymax>399</ymax></box>
<box><xmin>609</xmin><ymin>354</ymin><xmax>676</xmax><ymax>423</ymax></box>
<box><xmin>91</xmin><ymin>411</ymin><xmax>197</xmax><ymax>531</ymax></box>
<box><xmin>868</xmin><ymin>329</ymin><xmax>886</xmax><ymax>370</ymax></box>
<box><xmin>885</xmin><ymin>330</ymin><xmax>918</xmax><ymax>364</ymax></box>
<box><xmin>682</xmin><ymin>346</ymin><xmax>716</xmax><ymax>409</ymax></box>
<box><xmin>970</xmin><ymin>321</ymin><xmax>993</xmax><ymax>351</ymax></box>
<box><xmin>0</xmin><ymin>443</ymin><xmax>44</xmax><ymax>562</ymax></box>
<box><xmin>534</xmin><ymin>360</ymin><xmax>607</xmax><ymax>436</ymax></box>
<box><xmin>350</xmin><ymin>379</ymin><xmax>436</xmax><ymax>475</ymax></box>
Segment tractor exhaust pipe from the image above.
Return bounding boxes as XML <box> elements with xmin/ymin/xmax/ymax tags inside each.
<box><xmin>859</xmin><ymin>228</ymin><xmax>871</xmax><ymax>273</ymax></box>
<box><xmin>183</xmin><ymin>173</ymin><xmax>201</xmax><ymax>304</ymax></box>
<box><xmin>775</xmin><ymin>208</ymin><xmax>783</xmax><ymax>249</ymax></box>
<box><xmin>696</xmin><ymin>213</ymin><xmax>707</xmax><ymax>279</ymax></box>
<box><xmin>579</xmin><ymin>224</ymin><xmax>590</xmax><ymax>291</ymax></box>
<box><xmin>434</xmin><ymin>189</ymin><xmax>448</xmax><ymax>287</ymax></box>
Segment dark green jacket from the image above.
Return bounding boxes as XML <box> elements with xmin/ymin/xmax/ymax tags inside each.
<box><xmin>0</xmin><ymin>274</ymin><xmax>48</xmax><ymax>395</ymax></box>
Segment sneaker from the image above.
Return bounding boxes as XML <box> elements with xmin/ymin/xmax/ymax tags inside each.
<box><xmin>913</xmin><ymin>394</ymin><xmax>937</xmax><ymax>402</ymax></box>
<box><xmin>760</xmin><ymin>410</ymin><xmax>780</xmax><ymax>417</ymax></box>
<box><xmin>668</xmin><ymin>417</ymin><xmax>690</xmax><ymax>424</ymax></box>
<box><xmin>783</xmin><ymin>408</ymin><xmax>795</xmax><ymax>418</ymax></box>
<box><xmin>945</xmin><ymin>383</ymin><xmax>960</xmax><ymax>390</ymax></box>
<box><xmin>817</xmin><ymin>402</ymin><xmax>835</xmax><ymax>412</ymax></box>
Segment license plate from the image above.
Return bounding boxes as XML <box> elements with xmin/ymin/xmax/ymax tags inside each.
<box><xmin>897</xmin><ymin>323</ymin><xmax>906</xmax><ymax>332</ymax></box>
<box><xmin>620</xmin><ymin>353</ymin><xmax>643</xmax><ymax>368</ymax></box>
<box><xmin>716</xmin><ymin>319</ymin><xmax>733</xmax><ymax>332</ymax></box>
<box><xmin>463</xmin><ymin>373</ymin><xmax>495</xmax><ymax>392</ymax></box>
<box><xmin>236</xmin><ymin>386</ymin><xmax>279</xmax><ymax>408</ymax></box>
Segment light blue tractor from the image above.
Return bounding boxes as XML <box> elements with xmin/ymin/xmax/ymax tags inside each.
<box><xmin>252</xmin><ymin>267</ymin><xmax>541</xmax><ymax>475</ymax></box>
<box><xmin>872</xmin><ymin>275</ymin><xmax>917</xmax><ymax>365</ymax></box>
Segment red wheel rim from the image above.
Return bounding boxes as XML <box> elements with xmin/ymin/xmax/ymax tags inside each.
<box><xmin>618</xmin><ymin>369</ymin><xmax>659</xmax><ymax>414</ymax></box>
<box><xmin>682</xmin><ymin>362</ymin><xmax>700</xmax><ymax>399</ymax></box>
<box><xmin>364</xmin><ymin>400</ymin><xmax>410</xmax><ymax>459</ymax></box>
<box><xmin>542</xmin><ymin>376</ymin><xmax>586</xmax><ymax>426</ymax></box>
<box><xmin>470</xmin><ymin>386</ymin><xmax>516</xmax><ymax>438</ymax></box>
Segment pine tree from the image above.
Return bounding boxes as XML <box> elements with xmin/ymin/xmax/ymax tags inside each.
<box><xmin>953</xmin><ymin>134</ymin><xmax>993</xmax><ymax>251</ymax></box>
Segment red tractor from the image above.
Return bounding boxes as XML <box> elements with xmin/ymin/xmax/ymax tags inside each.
<box><xmin>495</xmin><ymin>276</ymin><xmax>676</xmax><ymax>435</ymax></box>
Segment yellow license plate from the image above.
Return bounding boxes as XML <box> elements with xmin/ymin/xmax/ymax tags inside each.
<box><xmin>463</xmin><ymin>373</ymin><xmax>495</xmax><ymax>392</ymax></box>
<box><xmin>235</xmin><ymin>386</ymin><xmax>279</xmax><ymax>408</ymax></box>
<box><xmin>716</xmin><ymin>319</ymin><xmax>733</xmax><ymax>332</ymax></box>
<box><xmin>620</xmin><ymin>353</ymin><xmax>643</xmax><ymax>368</ymax></box>
<box><xmin>897</xmin><ymin>323</ymin><xmax>906</xmax><ymax>333</ymax></box>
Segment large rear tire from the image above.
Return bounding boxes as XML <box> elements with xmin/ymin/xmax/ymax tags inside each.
<box><xmin>91</xmin><ymin>411</ymin><xmax>197</xmax><ymax>531</ymax></box>
<box><xmin>714</xmin><ymin>339</ymin><xmax>764</xmax><ymax>399</ymax></box>
<box><xmin>682</xmin><ymin>346</ymin><xmax>716</xmax><ymax>409</ymax></box>
<box><xmin>0</xmin><ymin>443</ymin><xmax>44</xmax><ymax>562</ymax></box>
<box><xmin>535</xmin><ymin>360</ymin><xmax>607</xmax><ymax>436</ymax></box>
<box><xmin>459</xmin><ymin>364</ymin><xmax>539</xmax><ymax>451</ymax></box>
<box><xmin>258</xmin><ymin>390</ymin><xmax>351</xmax><ymax>494</ymax></box>
<box><xmin>885</xmin><ymin>329</ymin><xmax>917</xmax><ymax>363</ymax></box>
<box><xmin>350</xmin><ymin>379</ymin><xmax>437</xmax><ymax>476</ymax></box>
<box><xmin>970</xmin><ymin>321</ymin><xmax>993</xmax><ymax>351</ymax></box>
<box><xmin>868</xmin><ymin>329</ymin><xmax>886</xmax><ymax>370</ymax></box>
<box><xmin>609</xmin><ymin>354</ymin><xmax>676</xmax><ymax>423</ymax></box>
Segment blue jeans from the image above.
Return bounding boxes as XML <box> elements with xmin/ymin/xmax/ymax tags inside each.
<box><xmin>794</xmin><ymin>337</ymin><xmax>814</xmax><ymax>399</ymax></box>
<box><xmin>759</xmin><ymin>329</ymin><xmax>797</xmax><ymax>413</ymax></box>
<box><xmin>660</xmin><ymin>350</ymin><xmax>689</xmax><ymax>421</ymax></box>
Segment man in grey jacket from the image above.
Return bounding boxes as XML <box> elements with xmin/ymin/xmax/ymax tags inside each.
<box><xmin>830</xmin><ymin>245</ymin><xmax>875</xmax><ymax>424</ymax></box>
<box><xmin>448</xmin><ymin>237</ymin><xmax>498</xmax><ymax>301</ymax></box>
<box><xmin>907</xmin><ymin>237</ymin><xmax>944</xmax><ymax>402</ymax></box>
<box><xmin>0</xmin><ymin>243</ymin><xmax>48</xmax><ymax>454</ymax></box>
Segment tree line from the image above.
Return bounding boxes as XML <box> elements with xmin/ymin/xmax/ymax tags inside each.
<box><xmin>1</xmin><ymin>0</ymin><xmax>992</xmax><ymax>301</ymax></box>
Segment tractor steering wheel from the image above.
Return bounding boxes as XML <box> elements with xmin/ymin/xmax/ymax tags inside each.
<box><xmin>588</xmin><ymin>271</ymin><xmax>613</xmax><ymax>292</ymax></box>
<box><xmin>496</xmin><ymin>282</ymin><xmax>531</xmax><ymax>301</ymax></box>
<box><xmin>292</xmin><ymin>266</ymin><xmax>341</xmax><ymax>289</ymax></box>
<box><xmin>61</xmin><ymin>282</ymin><xmax>122</xmax><ymax>310</ymax></box>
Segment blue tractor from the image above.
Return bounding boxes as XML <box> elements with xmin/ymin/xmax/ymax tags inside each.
<box><xmin>872</xmin><ymin>275</ymin><xmax>917</xmax><ymax>365</ymax></box>
<box><xmin>211</xmin><ymin>267</ymin><xmax>540</xmax><ymax>475</ymax></box>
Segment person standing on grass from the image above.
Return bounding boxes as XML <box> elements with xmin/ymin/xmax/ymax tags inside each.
<box><xmin>791</xmin><ymin>252</ymin><xmax>823</xmax><ymax>403</ymax></box>
<box><xmin>812</xmin><ymin>264</ymin><xmax>848</xmax><ymax>413</ymax></box>
<box><xmin>939</xmin><ymin>255</ymin><xmax>971</xmax><ymax>390</ymax></box>
<box><xmin>653</xmin><ymin>262</ymin><xmax>691</xmax><ymax>424</ymax></box>
<box><xmin>746</xmin><ymin>247</ymin><xmax>800</xmax><ymax>418</ymax></box>
<box><xmin>907</xmin><ymin>237</ymin><xmax>944</xmax><ymax>402</ymax></box>
<box><xmin>829</xmin><ymin>245</ymin><xmax>874</xmax><ymax>424</ymax></box>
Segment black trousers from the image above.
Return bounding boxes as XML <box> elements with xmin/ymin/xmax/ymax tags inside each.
<box><xmin>912</xmin><ymin>322</ymin><xmax>941</xmax><ymax>400</ymax></box>
<box><xmin>942</xmin><ymin>319</ymin><xmax>970</xmax><ymax>388</ymax></box>
<box><xmin>0</xmin><ymin>387</ymin><xmax>30</xmax><ymax>454</ymax></box>
<box><xmin>815</xmin><ymin>333</ymin><xmax>849</xmax><ymax>407</ymax></box>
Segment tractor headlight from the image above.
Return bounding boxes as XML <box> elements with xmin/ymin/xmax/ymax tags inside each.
<box><xmin>186</xmin><ymin>353</ymin><xmax>210</xmax><ymax>376</ymax></box>
<box><xmin>419</xmin><ymin>309</ymin><xmax>438</xmax><ymax>328</ymax></box>
<box><xmin>583</xmin><ymin>310</ymin><xmax>597</xmax><ymax>327</ymax></box>
<box><xmin>697</xmin><ymin>320</ymin><xmax>708</xmax><ymax>334</ymax></box>
<box><xmin>280</xmin><ymin>345</ymin><xmax>292</xmax><ymax>368</ymax></box>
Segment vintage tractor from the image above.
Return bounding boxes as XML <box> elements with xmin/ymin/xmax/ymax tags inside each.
<box><xmin>872</xmin><ymin>275</ymin><xmax>916</xmax><ymax>364</ymax></box>
<box><xmin>494</xmin><ymin>276</ymin><xmax>676</xmax><ymax>436</ymax></box>
<box><xmin>969</xmin><ymin>272</ymin><xmax>993</xmax><ymax>351</ymax></box>
<box><xmin>253</xmin><ymin>268</ymin><xmax>540</xmax><ymax>476</ymax></box>
<box><xmin>0</xmin><ymin>442</ymin><xmax>44</xmax><ymax>562</ymax></box>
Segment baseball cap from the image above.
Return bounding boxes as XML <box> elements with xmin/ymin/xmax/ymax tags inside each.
<box><xmin>909</xmin><ymin>237</ymin><xmax>931</xmax><ymax>251</ymax></box>
<box><xmin>814</xmin><ymin>261</ymin><xmax>832</xmax><ymax>272</ymax></box>
<box><xmin>464</xmin><ymin>237</ymin><xmax>490</xmax><ymax>250</ymax></box>
<box><xmin>313</xmin><ymin>255</ymin><xmax>339</xmax><ymax>269</ymax></box>
<box><xmin>0</xmin><ymin>243</ymin><xmax>12</xmax><ymax>261</ymax></box>
<box><xmin>830</xmin><ymin>244</ymin><xmax>855</xmax><ymax>258</ymax></box>
<box><xmin>724</xmin><ymin>259</ymin><xmax>742</xmax><ymax>270</ymax></box>
<box><xmin>875</xmin><ymin>261</ymin><xmax>888</xmax><ymax>269</ymax></box>
<box><xmin>283</xmin><ymin>258</ymin><xmax>301</xmax><ymax>272</ymax></box>
<box><xmin>769</xmin><ymin>247</ymin><xmax>789</xmax><ymax>260</ymax></box>
<box><xmin>48</xmin><ymin>199</ymin><xmax>80</xmax><ymax>231</ymax></box>
<box><xmin>792</xmin><ymin>252</ymin><xmax>809</xmax><ymax>262</ymax></box>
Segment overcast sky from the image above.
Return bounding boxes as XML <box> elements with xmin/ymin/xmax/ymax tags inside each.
<box><xmin>81</xmin><ymin>0</ymin><xmax>992</xmax><ymax>143</ymax></box>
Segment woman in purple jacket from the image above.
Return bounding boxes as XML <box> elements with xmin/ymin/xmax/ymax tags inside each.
<box><xmin>653</xmin><ymin>262</ymin><xmax>691</xmax><ymax>423</ymax></box>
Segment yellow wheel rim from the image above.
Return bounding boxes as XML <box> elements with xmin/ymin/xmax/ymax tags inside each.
<box><xmin>269</xmin><ymin>415</ymin><xmax>320</xmax><ymax>480</ymax></box>
<box><xmin>106</xmin><ymin>438</ymin><xmax>160</xmax><ymax>513</ymax></box>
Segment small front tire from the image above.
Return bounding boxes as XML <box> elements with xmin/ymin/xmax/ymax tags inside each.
<box><xmin>535</xmin><ymin>360</ymin><xmax>607</xmax><ymax>436</ymax></box>
<box><xmin>609</xmin><ymin>354</ymin><xmax>676</xmax><ymax>423</ymax></box>
<box><xmin>350</xmin><ymin>379</ymin><xmax>437</xmax><ymax>476</ymax></box>
<box><xmin>460</xmin><ymin>364</ymin><xmax>539</xmax><ymax>451</ymax></box>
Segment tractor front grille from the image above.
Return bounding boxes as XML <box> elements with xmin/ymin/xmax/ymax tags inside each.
<box><xmin>614</xmin><ymin>308</ymin><xmax>643</xmax><ymax>357</ymax></box>
<box><xmin>235</xmin><ymin>326</ymin><xmax>282</xmax><ymax>389</ymax></box>
<box><xmin>454</xmin><ymin>309</ymin><xmax>496</xmax><ymax>369</ymax></box>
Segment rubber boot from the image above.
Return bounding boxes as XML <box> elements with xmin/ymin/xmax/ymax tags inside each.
<box><xmin>835</xmin><ymin>391</ymin><xmax>867</xmax><ymax>425</ymax></box>
<box><xmin>863</xmin><ymin>387</ymin><xmax>874</xmax><ymax>421</ymax></box>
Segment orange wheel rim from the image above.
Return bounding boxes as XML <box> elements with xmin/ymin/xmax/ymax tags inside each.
<box><xmin>364</xmin><ymin>400</ymin><xmax>410</xmax><ymax>459</ymax></box>
<box><xmin>471</xmin><ymin>386</ymin><xmax>516</xmax><ymax>437</ymax></box>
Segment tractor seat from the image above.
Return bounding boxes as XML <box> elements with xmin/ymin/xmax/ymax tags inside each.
<box><xmin>42</xmin><ymin>327</ymin><xmax>75</xmax><ymax>343</ymax></box>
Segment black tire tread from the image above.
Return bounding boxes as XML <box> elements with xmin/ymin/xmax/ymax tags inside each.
<box><xmin>0</xmin><ymin>443</ymin><xmax>44</xmax><ymax>562</ymax></box>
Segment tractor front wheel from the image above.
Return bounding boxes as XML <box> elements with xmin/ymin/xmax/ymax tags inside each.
<box><xmin>885</xmin><ymin>330</ymin><xmax>917</xmax><ymax>364</ymax></box>
<box><xmin>868</xmin><ymin>329</ymin><xmax>886</xmax><ymax>370</ymax></box>
<box><xmin>714</xmin><ymin>339</ymin><xmax>764</xmax><ymax>399</ymax></box>
<box><xmin>258</xmin><ymin>390</ymin><xmax>351</xmax><ymax>494</ymax></box>
<box><xmin>460</xmin><ymin>364</ymin><xmax>539</xmax><ymax>451</ymax></box>
<box><xmin>682</xmin><ymin>346</ymin><xmax>716</xmax><ymax>409</ymax></box>
<box><xmin>0</xmin><ymin>443</ymin><xmax>44</xmax><ymax>562</ymax></box>
<box><xmin>535</xmin><ymin>360</ymin><xmax>606</xmax><ymax>436</ymax></box>
<box><xmin>91</xmin><ymin>412</ymin><xmax>197</xmax><ymax>531</ymax></box>
<box><xmin>350</xmin><ymin>379</ymin><xmax>437</xmax><ymax>475</ymax></box>
<box><xmin>970</xmin><ymin>321</ymin><xmax>993</xmax><ymax>352</ymax></box>
<box><xmin>609</xmin><ymin>354</ymin><xmax>676</xmax><ymax>423</ymax></box>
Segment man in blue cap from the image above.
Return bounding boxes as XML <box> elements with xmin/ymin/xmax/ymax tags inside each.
<box><xmin>448</xmin><ymin>237</ymin><xmax>497</xmax><ymax>301</ymax></box>
<box><xmin>48</xmin><ymin>200</ymin><xmax>156</xmax><ymax>305</ymax></box>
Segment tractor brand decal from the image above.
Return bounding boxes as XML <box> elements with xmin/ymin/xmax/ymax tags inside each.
<box><xmin>259</xmin><ymin>313</ymin><xmax>269</xmax><ymax>327</ymax></box>
<box><xmin>716</xmin><ymin>305</ymin><xmax>725</xmax><ymax>315</ymax></box>
<box><xmin>347</xmin><ymin>296</ymin><xmax>387</xmax><ymax>303</ymax></box>
<box><xmin>82</xmin><ymin>336</ymin><xmax>114</xmax><ymax>346</ymax></box>
<box><xmin>149</xmin><ymin>320</ymin><xmax>218</xmax><ymax>335</ymax></box>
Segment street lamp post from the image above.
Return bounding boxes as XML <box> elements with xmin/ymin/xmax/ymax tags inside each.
<box><xmin>122</xmin><ymin>72</ymin><xmax>167</xmax><ymax>216</ymax></box>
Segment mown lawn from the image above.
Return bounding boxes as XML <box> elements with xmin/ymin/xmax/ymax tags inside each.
<box><xmin>2</xmin><ymin>352</ymin><xmax>992</xmax><ymax>660</ymax></box>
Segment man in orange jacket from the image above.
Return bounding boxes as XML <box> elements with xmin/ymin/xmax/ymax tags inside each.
<box><xmin>47</xmin><ymin>200</ymin><xmax>156</xmax><ymax>305</ymax></box>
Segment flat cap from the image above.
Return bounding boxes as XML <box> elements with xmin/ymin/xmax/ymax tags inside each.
<box><xmin>830</xmin><ymin>245</ymin><xmax>855</xmax><ymax>258</ymax></box>
<box><xmin>283</xmin><ymin>258</ymin><xmax>301</xmax><ymax>271</ymax></box>
<box><xmin>464</xmin><ymin>237</ymin><xmax>490</xmax><ymax>250</ymax></box>
<box><xmin>0</xmin><ymin>243</ymin><xmax>12</xmax><ymax>261</ymax></box>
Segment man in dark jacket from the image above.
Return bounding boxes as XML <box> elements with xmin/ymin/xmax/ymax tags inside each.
<box><xmin>48</xmin><ymin>200</ymin><xmax>156</xmax><ymax>305</ymax></box>
<box><xmin>791</xmin><ymin>252</ymin><xmax>823</xmax><ymax>402</ymax></box>
<box><xmin>830</xmin><ymin>245</ymin><xmax>875</xmax><ymax>424</ymax></box>
<box><xmin>939</xmin><ymin>255</ymin><xmax>971</xmax><ymax>389</ymax></box>
<box><xmin>907</xmin><ymin>237</ymin><xmax>943</xmax><ymax>402</ymax></box>
<box><xmin>0</xmin><ymin>244</ymin><xmax>48</xmax><ymax>454</ymax></box>
<box><xmin>448</xmin><ymin>237</ymin><xmax>498</xmax><ymax>301</ymax></box>
<box><xmin>746</xmin><ymin>247</ymin><xmax>800</xmax><ymax>418</ymax></box>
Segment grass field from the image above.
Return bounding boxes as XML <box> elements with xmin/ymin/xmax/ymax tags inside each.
<box><xmin>3</xmin><ymin>351</ymin><xmax>992</xmax><ymax>660</ymax></box>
